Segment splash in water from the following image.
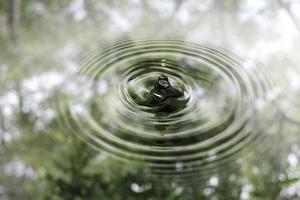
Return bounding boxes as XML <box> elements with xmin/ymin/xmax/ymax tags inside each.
<box><xmin>57</xmin><ymin>38</ymin><xmax>278</xmax><ymax>178</ymax></box>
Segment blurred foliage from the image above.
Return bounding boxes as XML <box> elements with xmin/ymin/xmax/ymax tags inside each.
<box><xmin>0</xmin><ymin>0</ymin><xmax>300</xmax><ymax>199</ymax></box>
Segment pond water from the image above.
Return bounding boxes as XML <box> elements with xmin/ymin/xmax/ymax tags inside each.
<box><xmin>58</xmin><ymin>38</ymin><xmax>277</xmax><ymax>178</ymax></box>
<box><xmin>1</xmin><ymin>0</ymin><xmax>300</xmax><ymax>199</ymax></box>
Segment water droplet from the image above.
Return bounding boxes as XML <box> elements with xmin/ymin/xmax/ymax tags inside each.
<box><xmin>161</xmin><ymin>59</ymin><xmax>166</xmax><ymax>67</ymax></box>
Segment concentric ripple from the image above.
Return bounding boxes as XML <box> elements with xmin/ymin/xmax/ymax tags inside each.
<box><xmin>58</xmin><ymin>38</ymin><xmax>276</xmax><ymax>177</ymax></box>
